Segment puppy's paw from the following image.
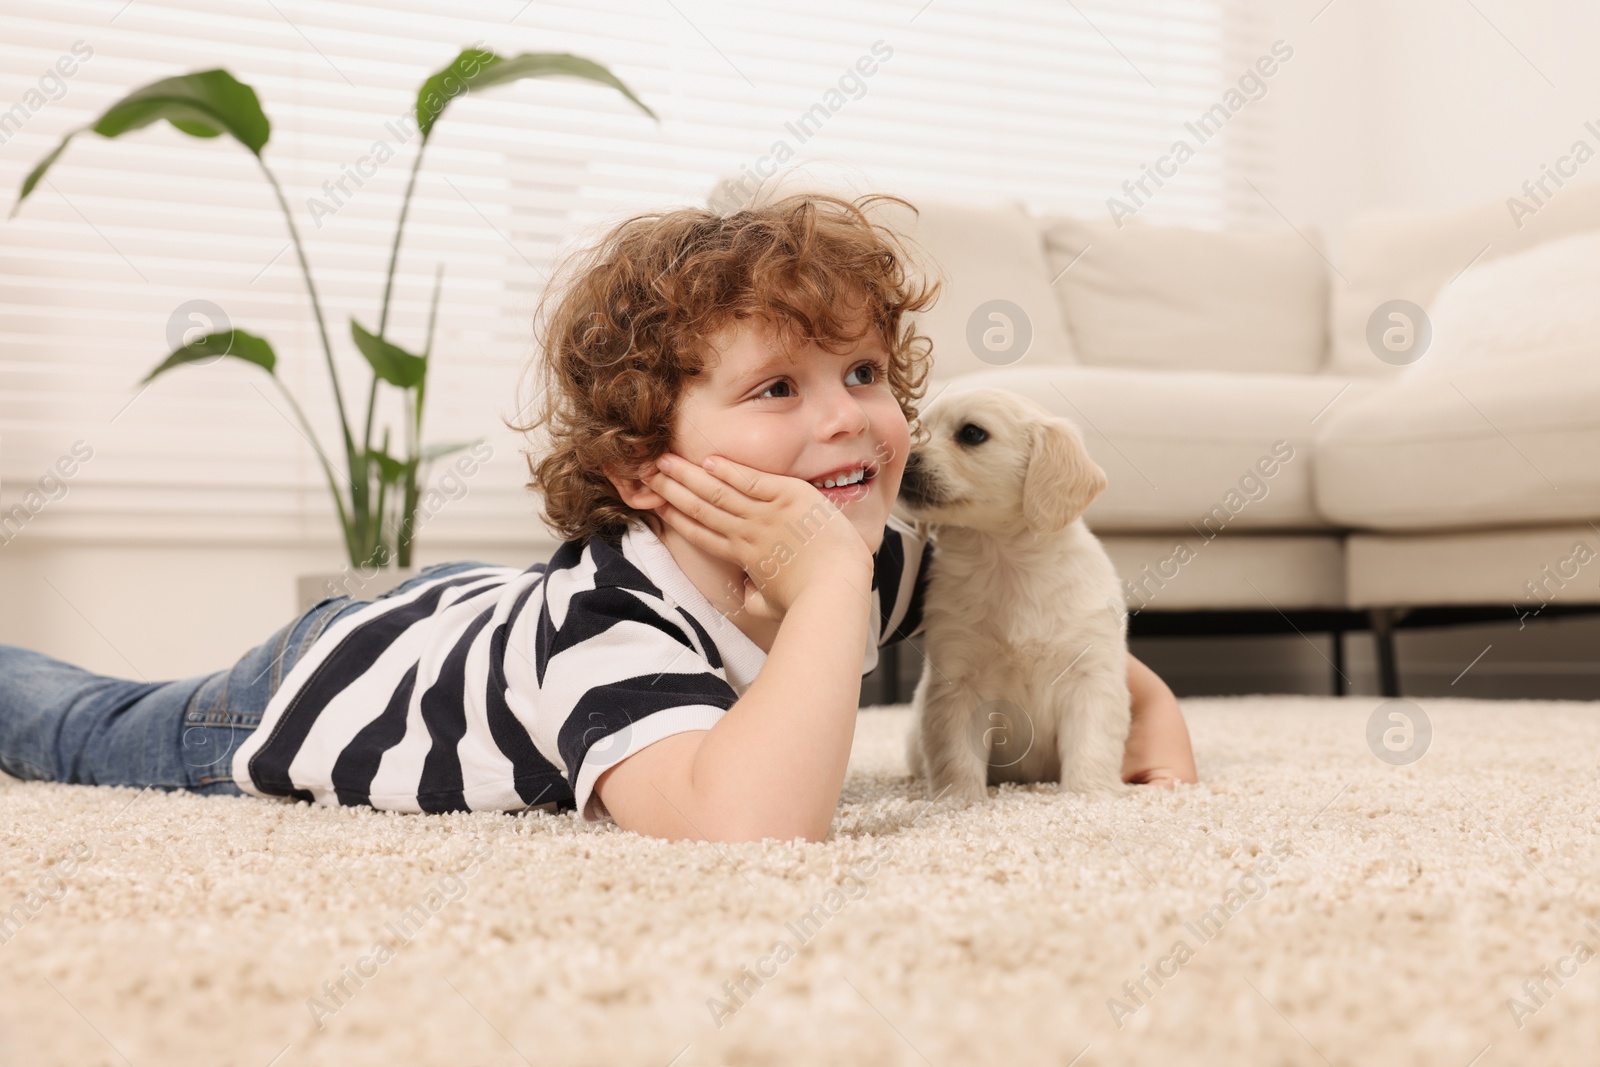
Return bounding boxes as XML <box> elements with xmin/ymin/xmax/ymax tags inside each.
<box><xmin>904</xmin><ymin>728</ymin><xmax>926</xmax><ymax>780</ymax></box>
<box><xmin>926</xmin><ymin>775</ymin><xmax>988</xmax><ymax>808</ymax></box>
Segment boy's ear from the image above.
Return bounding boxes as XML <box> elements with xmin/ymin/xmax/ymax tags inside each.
<box><xmin>604</xmin><ymin>460</ymin><xmax>667</xmax><ymax>511</ymax></box>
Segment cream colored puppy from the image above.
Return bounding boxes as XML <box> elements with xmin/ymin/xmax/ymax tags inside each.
<box><xmin>896</xmin><ymin>387</ymin><xmax>1131</xmax><ymax>803</ymax></box>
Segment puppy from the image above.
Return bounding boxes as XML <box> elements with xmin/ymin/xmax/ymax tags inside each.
<box><xmin>896</xmin><ymin>387</ymin><xmax>1131</xmax><ymax>804</ymax></box>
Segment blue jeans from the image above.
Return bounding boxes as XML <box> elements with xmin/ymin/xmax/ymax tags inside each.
<box><xmin>0</xmin><ymin>563</ymin><xmax>496</xmax><ymax>797</ymax></box>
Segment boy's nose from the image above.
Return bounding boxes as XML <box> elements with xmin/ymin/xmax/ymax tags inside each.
<box><xmin>818</xmin><ymin>388</ymin><xmax>871</xmax><ymax>436</ymax></box>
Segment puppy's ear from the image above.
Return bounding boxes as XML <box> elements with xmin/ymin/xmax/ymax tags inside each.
<box><xmin>1023</xmin><ymin>418</ymin><xmax>1107</xmax><ymax>533</ymax></box>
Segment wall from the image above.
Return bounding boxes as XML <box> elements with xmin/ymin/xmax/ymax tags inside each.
<box><xmin>0</xmin><ymin>537</ymin><xmax>555</xmax><ymax>680</ymax></box>
<box><xmin>1267</xmin><ymin>0</ymin><xmax>1600</xmax><ymax>229</ymax></box>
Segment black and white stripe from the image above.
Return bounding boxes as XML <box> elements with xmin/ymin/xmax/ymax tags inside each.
<box><xmin>232</xmin><ymin>514</ymin><xmax>933</xmax><ymax>821</ymax></box>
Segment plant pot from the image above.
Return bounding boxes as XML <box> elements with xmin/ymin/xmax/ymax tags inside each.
<box><xmin>296</xmin><ymin>568</ymin><xmax>419</xmax><ymax>613</ymax></box>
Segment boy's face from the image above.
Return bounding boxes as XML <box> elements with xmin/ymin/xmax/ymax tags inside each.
<box><xmin>665</xmin><ymin>314</ymin><xmax>910</xmax><ymax>553</ymax></box>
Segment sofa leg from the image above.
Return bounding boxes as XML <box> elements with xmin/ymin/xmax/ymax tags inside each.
<box><xmin>1369</xmin><ymin>609</ymin><xmax>1400</xmax><ymax>697</ymax></box>
<box><xmin>1331</xmin><ymin>630</ymin><xmax>1346</xmax><ymax>697</ymax></box>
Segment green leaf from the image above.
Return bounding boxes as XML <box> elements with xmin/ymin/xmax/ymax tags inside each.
<box><xmin>351</xmin><ymin>319</ymin><xmax>427</xmax><ymax>389</ymax></box>
<box><xmin>169</xmin><ymin>117</ymin><xmax>224</xmax><ymax>138</ymax></box>
<box><xmin>11</xmin><ymin>69</ymin><xmax>269</xmax><ymax>217</ymax></box>
<box><xmin>12</xmin><ymin>136</ymin><xmax>76</xmax><ymax>215</ymax></box>
<box><xmin>142</xmin><ymin>329</ymin><xmax>277</xmax><ymax>384</ymax></box>
<box><xmin>93</xmin><ymin>70</ymin><xmax>269</xmax><ymax>151</ymax></box>
<box><xmin>368</xmin><ymin>448</ymin><xmax>410</xmax><ymax>485</ymax></box>
<box><xmin>415</xmin><ymin>49</ymin><xmax>656</xmax><ymax>140</ymax></box>
<box><xmin>420</xmin><ymin>440</ymin><xmax>478</xmax><ymax>462</ymax></box>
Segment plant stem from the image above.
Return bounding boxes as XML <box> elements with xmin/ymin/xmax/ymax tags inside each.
<box><xmin>256</xmin><ymin>156</ymin><xmax>365</xmax><ymax>561</ymax></box>
<box><xmin>398</xmin><ymin>262</ymin><xmax>445</xmax><ymax>570</ymax></box>
<box><xmin>418</xmin><ymin>261</ymin><xmax>444</xmax><ymax>435</ymax></box>
<box><xmin>397</xmin><ymin>468</ymin><xmax>418</xmax><ymax>568</ymax></box>
<box><xmin>256</xmin><ymin>157</ymin><xmax>357</xmax><ymax>465</ymax></box>
<box><xmin>363</xmin><ymin>136</ymin><xmax>431</xmax><ymax>456</ymax></box>
<box><xmin>270</xmin><ymin>375</ymin><xmax>359</xmax><ymax>565</ymax></box>
<box><xmin>374</xmin><ymin>426</ymin><xmax>392</xmax><ymax>562</ymax></box>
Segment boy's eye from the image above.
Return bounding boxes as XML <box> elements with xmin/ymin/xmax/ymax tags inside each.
<box><xmin>753</xmin><ymin>361</ymin><xmax>883</xmax><ymax>400</ymax></box>
<box><xmin>847</xmin><ymin>361</ymin><xmax>881</xmax><ymax>386</ymax></box>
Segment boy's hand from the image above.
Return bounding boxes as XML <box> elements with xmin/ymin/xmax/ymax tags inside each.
<box><xmin>644</xmin><ymin>451</ymin><xmax>874</xmax><ymax>620</ymax></box>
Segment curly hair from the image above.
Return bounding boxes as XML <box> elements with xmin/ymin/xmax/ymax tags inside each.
<box><xmin>510</xmin><ymin>191</ymin><xmax>942</xmax><ymax>543</ymax></box>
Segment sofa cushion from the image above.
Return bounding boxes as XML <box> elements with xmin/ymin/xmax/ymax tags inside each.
<box><xmin>870</xmin><ymin>198</ymin><xmax>1080</xmax><ymax>379</ymax></box>
<box><xmin>1314</xmin><ymin>345</ymin><xmax>1600</xmax><ymax>531</ymax></box>
<box><xmin>936</xmin><ymin>365</ymin><xmax>1377</xmax><ymax>533</ymax></box>
<box><xmin>1039</xmin><ymin>214</ymin><xmax>1330</xmax><ymax>375</ymax></box>
<box><xmin>1414</xmin><ymin>229</ymin><xmax>1600</xmax><ymax>376</ymax></box>
<box><xmin>1328</xmin><ymin>180</ymin><xmax>1600</xmax><ymax>379</ymax></box>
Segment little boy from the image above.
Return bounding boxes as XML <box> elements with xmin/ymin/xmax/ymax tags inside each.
<box><xmin>0</xmin><ymin>192</ymin><xmax>1195</xmax><ymax>843</ymax></box>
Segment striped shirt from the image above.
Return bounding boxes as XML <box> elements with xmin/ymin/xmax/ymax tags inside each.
<box><xmin>231</xmin><ymin>514</ymin><xmax>933</xmax><ymax>822</ymax></box>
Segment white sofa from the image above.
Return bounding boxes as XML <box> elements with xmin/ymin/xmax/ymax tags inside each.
<box><xmin>715</xmin><ymin>178</ymin><xmax>1600</xmax><ymax>697</ymax></box>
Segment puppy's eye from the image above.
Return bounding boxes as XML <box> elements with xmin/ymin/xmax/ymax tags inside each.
<box><xmin>956</xmin><ymin>423</ymin><xmax>989</xmax><ymax>447</ymax></box>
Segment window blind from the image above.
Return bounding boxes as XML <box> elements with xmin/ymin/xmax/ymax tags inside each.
<box><xmin>0</xmin><ymin>0</ymin><xmax>1275</xmax><ymax>547</ymax></box>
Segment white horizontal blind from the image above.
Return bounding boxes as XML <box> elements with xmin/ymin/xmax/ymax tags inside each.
<box><xmin>0</xmin><ymin>0</ymin><xmax>1273</xmax><ymax>548</ymax></box>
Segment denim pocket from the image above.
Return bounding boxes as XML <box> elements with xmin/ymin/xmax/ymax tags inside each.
<box><xmin>178</xmin><ymin>720</ymin><xmax>251</xmax><ymax>786</ymax></box>
<box><xmin>179</xmin><ymin>649</ymin><xmax>277</xmax><ymax>783</ymax></box>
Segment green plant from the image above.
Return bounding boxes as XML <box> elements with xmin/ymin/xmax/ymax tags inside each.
<box><xmin>11</xmin><ymin>49</ymin><xmax>656</xmax><ymax>569</ymax></box>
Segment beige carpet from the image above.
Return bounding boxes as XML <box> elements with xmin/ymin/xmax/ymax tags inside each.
<box><xmin>3</xmin><ymin>695</ymin><xmax>1599</xmax><ymax>1067</ymax></box>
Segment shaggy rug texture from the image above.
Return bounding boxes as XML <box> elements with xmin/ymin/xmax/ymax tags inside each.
<box><xmin>2</xmin><ymin>695</ymin><xmax>1599</xmax><ymax>1067</ymax></box>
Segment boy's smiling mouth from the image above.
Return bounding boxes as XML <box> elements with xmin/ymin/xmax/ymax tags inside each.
<box><xmin>806</xmin><ymin>461</ymin><xmax>878</xmax><ymax>505</ymax></box>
